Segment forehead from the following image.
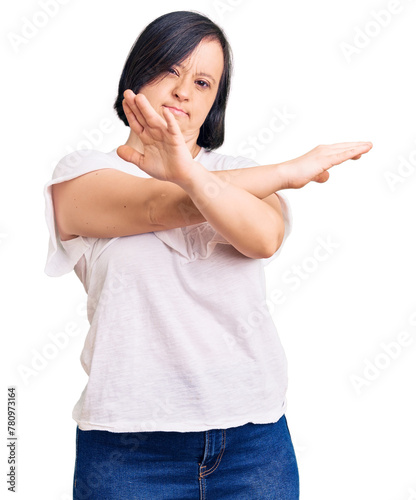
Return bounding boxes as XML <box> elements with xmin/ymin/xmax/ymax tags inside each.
<box><xmin>179</xmin><ymin>38</ymin><xmax>224</xmax><ymax>80</ymax></box>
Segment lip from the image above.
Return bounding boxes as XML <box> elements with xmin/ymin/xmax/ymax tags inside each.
<box><xmin>163</xmin><ymin>105</ymin><xmax>189</xmax><ymax>117</ymax></box>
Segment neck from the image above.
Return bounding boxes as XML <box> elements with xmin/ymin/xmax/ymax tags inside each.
<box><xmin>124</xmin><ymin>130</ymin><xmax>201</xmax><ymax>159</ymax></box>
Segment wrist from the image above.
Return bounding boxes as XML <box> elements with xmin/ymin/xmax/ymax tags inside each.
<box><xmin>273</xmin><ymin>161</ymin><xmax>292</xmax><ymax>191</ymax></box>
<box><xmin>174</xmin><ymin>160</ymin><xmax>211</xmax><ymax>191</ymax></box>
<box><xmin>176</xmin><ymin>161</ymin><xmax>223</xmax><ymax>211</ymax></box>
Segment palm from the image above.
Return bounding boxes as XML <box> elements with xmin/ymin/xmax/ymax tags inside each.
<box><xmin>117</xmin><ymin>92</ymin><xmax>194</xmax><ymax>183</ymax></box>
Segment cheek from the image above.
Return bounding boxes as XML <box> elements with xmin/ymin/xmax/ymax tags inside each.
<box><xmin>143</xmin><ymin>88</ymin><xmax>160</xmax><ymax>103</ymax></box>
<box><xmin>194</xmin><ymin>104</ymin><xmax>212</xmax><ymax>126</ymax></box>
<box><xmin>139</xmin><ymin>79</ymin><xmax>168</xmax><ymax>103</ymax></box>
<box><xmin>198</xmin><ymin>93</ymin><xmax>217</xmax><ymax>116</ymax></box>
<box><xmin>201</xmin><ymin>96</ymin><xmax>217</xmax><ymax>121</ymax></box>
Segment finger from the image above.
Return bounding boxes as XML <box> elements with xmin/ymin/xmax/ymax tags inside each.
<box><xmin>122</xmin><ymin>99</ymin><xmax>144</xmax><ymax>135</ymax></box>
<box><xmin>116</xmin><ymin>145</ymin><xmax>144</xmax><ymax>168</ymax></box>
<box><xmin>313</xmin><ymin>171</ymin><xmax>330</xmax><ymax>183</ymax></box>
<box><xmin>324</xmin><ymin>143</ymin><xmax>373</xmax><ymax>156</ymax></box>
<box><xmin>324</xmin><ymin>142</ymin><xmax>373</xmax><ymax>149</ymax></box>
<box><xmin>123</xmin><ymin>90</ymin><xmax>147</xmax><ymax>131</ymax></box>
<box><xmin>162</xmin><ymin>106</ymin><xmax>183</xmax><ymax>135</ymax></box>
<box><xmin>329</xmin><ymin>144</ymin><xmax>372</xmax><ymax>166</ymax></box>
<box><xmin>123</xmin><ymin>89</ymin><xmax>136</xmax><ymax>99</ymax></box>
<box><xmin>135</xmin><ymin>93</ymin><xmax>167</xmax><ymax>130</ymax></box>
<box><xmin>123</xmin><ymin>89</ymin><xmax>140</xmax><ymax>111</ymax></box>
<box><xmin>123</xmin><ymin>95</ymin><xmax>148</xmax><ymax>135</ymax></box>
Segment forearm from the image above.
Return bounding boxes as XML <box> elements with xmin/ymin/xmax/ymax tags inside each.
<box><xmin>150</xmin><ymin>161</ymin><xmax>288</xmax><ymax>228</ymax></box>
<box><xmin>168</xmin><ymin>161</ymin><xmax>284</xmax><ymax>259</ymax></box>
<box><xmin>214</xmin><ymin>162</ymin><xmax>288</xmax><ymax>197</ymax></box>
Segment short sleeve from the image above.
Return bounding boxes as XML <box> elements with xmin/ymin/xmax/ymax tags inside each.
<box><xmin>43</xmin><ymin>149</ymin><xmax>120</xmax><ymax>277</ymax></box>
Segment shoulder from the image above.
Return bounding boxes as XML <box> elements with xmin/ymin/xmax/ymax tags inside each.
<box><xmin>51</xmin><ymin>148</ymin><xmax>145</xmax><ymax>182</ymax></box>
<box><xmin>52</xmin><ymin>149</ymin><xmax>117</xmax><ymax>180</ymax></box>
<box><xmin>198</xmin><ymin>148</ymin><xmax>260</xmax><ymax>172</ymax></box>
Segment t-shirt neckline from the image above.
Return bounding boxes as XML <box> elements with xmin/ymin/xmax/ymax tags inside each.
<box><xmin>109</xmin><ymin>146</ymin><xmax>205</xmax><ymax>163</ymax></box>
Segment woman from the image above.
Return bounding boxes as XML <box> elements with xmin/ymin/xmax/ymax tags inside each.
<box><xmin>44</xmin><ymin>10</ymin><xmax>372</xmax><ymax>500</ymax></box>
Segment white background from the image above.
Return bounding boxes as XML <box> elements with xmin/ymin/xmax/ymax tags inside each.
<box><xmin>2</xmin><ymin>0</ymin><xmax>416</xmax><ymax>498</ymax></box>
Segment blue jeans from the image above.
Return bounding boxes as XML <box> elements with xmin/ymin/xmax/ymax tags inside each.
<box><xmin>73</xmin><ymin>414</ymin><xmax>299</xmax><ymax>499</ymax></box>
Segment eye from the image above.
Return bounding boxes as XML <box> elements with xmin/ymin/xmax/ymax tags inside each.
<box><xmin>168</xmin><ymin>68</ymin><xmax>179</xmax><ymax>76</ymax></box>
<box><xmin>196</xmin><ymin>80</ymin><xmax>210</xmax><ymax>89</ymax></box>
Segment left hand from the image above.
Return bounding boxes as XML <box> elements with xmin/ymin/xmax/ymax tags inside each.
<box><xmin>278</xmin><ymin>142</ymin><xmax>373</xmax><ymax>190</ymax></box>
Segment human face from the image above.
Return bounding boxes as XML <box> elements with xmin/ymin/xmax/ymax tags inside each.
<box><xmin>139</xmin><ymin>38</ymin><xmax>225</xmax><ymax>144</ymax></box>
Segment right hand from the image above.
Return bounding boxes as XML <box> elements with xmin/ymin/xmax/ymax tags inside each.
<box><xmin>279</xmin><ymin>142</ymin><xmax>373</xmax><ymax>190</ymax></box>
<box><xmin>116</xmin><ymin>90</ymin><xmax>196</xmax><ymax>184</ymax></box>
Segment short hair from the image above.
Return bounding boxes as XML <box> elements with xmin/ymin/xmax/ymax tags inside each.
<box><xmin>113</xmin><ymin>11</ymin><xmax>232</xmax><ymax>151</ymax></box>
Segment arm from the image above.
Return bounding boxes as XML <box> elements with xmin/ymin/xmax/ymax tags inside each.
<box><xmin>53</xmin><ymin>93</ymin><xmax>372</xmax><ymax>257</ymax></box>
<box><xmin>180</xmin><ymin>170</ymin><xmax>285</xmax><ymax>258</ymax></box>
<box><xmin>52</xmin><ymin>164</ymin><xmax>285</xmax><ymax>258</ymax></box>
<box><xmin>116</xmin><ymin>93</ymin><xmax>284</xmax><ymax>258</ymax></box>
<box><xmin>168</xmin><ymin>162</ymin><xmax>285</xmax><ymax>259</ymax></box>
<box><xmin>113</xmin><ymin>93</ymin><xmax>372</xmax><ymax>258</ymax></box>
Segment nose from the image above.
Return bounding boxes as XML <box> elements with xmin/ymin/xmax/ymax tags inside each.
<box><xmin>172</xmin><ymin>78</ymin><xmax>191</xmax><ymax>101</ymax></box>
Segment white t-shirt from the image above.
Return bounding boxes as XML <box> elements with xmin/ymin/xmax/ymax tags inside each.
<box><xmin>43</xmin><ymin>147</ymin><xmax>293</xmax><ymax>433</ymax></box>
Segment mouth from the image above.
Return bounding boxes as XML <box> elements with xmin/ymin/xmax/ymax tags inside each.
<box><xmin>163</xmin><ymin>105</ymin><xmax>189</xmax><ymax>117</ymax></box>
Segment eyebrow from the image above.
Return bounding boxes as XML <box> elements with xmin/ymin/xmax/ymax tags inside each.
<box><xmin>197</xmin><ymin>72</ymin><xmax>216</xmax><ymax>85</ymax></box>
<box><xmin>177</xmin><ymin>63</ymin><xmax>217</xmax><ymax>85</ymax></box>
